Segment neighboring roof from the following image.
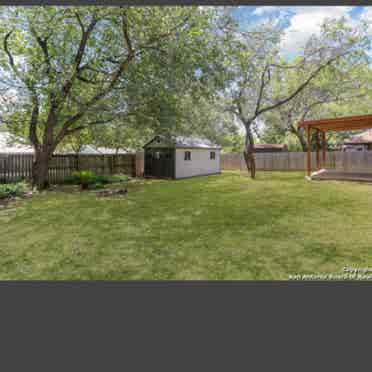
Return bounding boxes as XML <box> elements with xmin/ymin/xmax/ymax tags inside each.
<box><xmin>96</xmin><ymin>147</ymin><xmax>133</xmax><ymax>154</ymax></box>
<box><xmin>64</xmin><ymin>145</ymin><xmax>132</xmax><ymax>155</ymax></box>
<box><xmin>0</xmin><ymin>131</ymin><xmax>34</xmax><ymax>153</ymax></box>
<box><xmin>299</xmin><ymin>114</ymin><xmax>372</xmax><ymax>132</ymax></box>
<box><xmin>344</xmin><ymin>129</ymin><xmax>372</xmax><ymax>144</ymax></box>
<box><xmin>0</xmin><ymin>132</ymin><xmax>133</xmax><ymax>155</ymax></box>
<box><xmin>61</xmin><ymin>144</ymin><xmax>100</xmax><ymax>155</ymax></box>
<box><xmin>144</xmin><ymin>135</ymin><xmax>221</xmax><ymax>149</ymax></box>
<box><xmin>255</xmin><ymin>144</ymin><xmax>287</xmax><ymax>150</ymax></box>
<box><xmin>174</xmin><ymin>136</ymin><xmax>221</xmax><ymax>149</ymax></box>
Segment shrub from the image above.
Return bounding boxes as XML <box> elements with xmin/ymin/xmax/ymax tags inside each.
<box><xmin>63</xmin><ymin>175</ymin><xmax>80</xmax><ymax>185</ymax></box>
<box><xmin>93</xmin><ymin>175</ymin><xmax>110</xmax><ymax>185</ymax></box>
<box><xmin>71</xmin><ymin>170</ymin><xmax>96</xmax><ymax>190</ymax></box>
<box><xmin>63</xmin><ymin>171</ymin><xmax>129</xmax><ymax>189</ymax></box>
<box><xmin>108</xmin><ymin>174</ymin><xmax>131</xmax><ymax>183</ymax></box>
<box><xmin>88</xmin><ymin>182</ymin><xmax>105</xmax><ymax>190</ymax></box>
<box><xmin>0</xmin><ymin>182</ymin><xmax>28</xmax><ymax>199</ymax></box>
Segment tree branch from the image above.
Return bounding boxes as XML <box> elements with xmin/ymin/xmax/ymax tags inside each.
<box><xmin>55</xmin><ymin>27</ymin><xmax>135</xmax><ymax>145</ymax></box>
<box><xmin>3</xmin><ymin>31</ymin><xmax>16</xmax><ymax>73</ymax></box>
<box><xmin>75</xmin><ymin>12</ymin><xmax>85</xmax><ymax>34</ymax></box>
<box><xmin>30</xmin><ymin>26</ymin><xmax>51</xmax><ymax>74</ymax></box>
<box><xmin>257</xmin><ymin>51</ymin><xmax>350</xmax><ymax>117</ymax></box>
<box><xmin>64</xmin><ymin>118</ymin><xmax>115</xmax><ymax>135</ymax></box>
<box><xmin>57</xmin><ymin>14</ymin><xmax>99</xmax><ymax>110</ymax></box>
<box><xmin>29</xmin><ymin>96</ymin><xmax>40</xmax><ymax>149</ymax></box>
<box><xmin>255</xmin><ymin>63</ymin><xmax>269</xmax><ymax>116</ymax></box>
<box><xmin>121</xmin><ymin>11</ymin><xmax>133</xmax><ymax>54</ymax></box>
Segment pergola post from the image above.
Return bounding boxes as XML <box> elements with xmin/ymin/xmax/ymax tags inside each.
<box><xmin>322</xmin><ymin>131</ymin><xmax>326</xmax><ymax>168</ymax></box>
<box><xmin>306</xmin><ymin>125</ymin><xmax>311</xmax><ymax>177</ymax></box>
<box><xmin>316</xmin><ymin>130</ymin><xmax>320</xmax><ymax>170</ymax></box>
<box><xmin>299</xmin><ymin>114</ymin><xmax>372</xmax><ymax>180</ymax></box>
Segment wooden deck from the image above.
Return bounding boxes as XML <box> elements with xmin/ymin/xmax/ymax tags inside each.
<box><xmin>310</xmin><ymin>169</ymin><xmax>372</xmax><ymax>182</ymax></box>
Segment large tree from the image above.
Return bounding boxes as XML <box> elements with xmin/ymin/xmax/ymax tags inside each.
<box><xmin>223</xmin><ymin>17</ymin><xmax>369</xmax><ymax>178</ymax></box>
<box><xmin>261</xmin><ymin>60</ymin><xmax>372</xmax><ymax>151</ymax></box>
<box><xmin>0</xmin><ymin>6</ymin><xmax>222</xmax><ymax>189</ymax></box>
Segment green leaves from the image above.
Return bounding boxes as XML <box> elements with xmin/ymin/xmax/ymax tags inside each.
<box><xmin>1</xmin><ymin>6</ymin><xmax>227</xmax><ymax>153</ymax></box>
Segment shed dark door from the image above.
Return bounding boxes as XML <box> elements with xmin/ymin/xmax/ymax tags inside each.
<box><xmin>145</xmin><ymin>148</ymin><xmax>174</xmax><ymax>178</ymax></box>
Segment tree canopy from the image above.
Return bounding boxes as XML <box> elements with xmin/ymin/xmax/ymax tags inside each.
<box><xmin>0</xmin><ymin>6</ymin><xmax>227</xmax><ymax>188</ymax></box>
<box><xmin>1</xmin><ymin>6</ymin><xmax>371</xmax><ymax>187</ymax></box>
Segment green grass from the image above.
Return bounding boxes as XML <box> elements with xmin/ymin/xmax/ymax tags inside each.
<box><xmin>1</xmin><ymin>171</ymin><xmax>372</xmax><ymax>279</ymax></box>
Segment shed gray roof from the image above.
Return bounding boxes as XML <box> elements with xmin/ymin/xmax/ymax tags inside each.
<box><xmin>145</xmin><ymin>135</ymin><xmax>221</xmax><ymax>149</ymax></box>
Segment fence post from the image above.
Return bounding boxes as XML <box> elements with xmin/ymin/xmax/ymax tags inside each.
<box><xmin>109</xmin><ymin>155</ymin><xmax>114</xmax><ymax>174</ymax></box>
<box><xmin>135</xmin><ymin>151</ymin><xmax>144</xmax><ymax>177</ymax></box>
<box><xmin>131</xmin><ymin>154</ymin><xmax>136</xmax><ymax>177</ymax></box>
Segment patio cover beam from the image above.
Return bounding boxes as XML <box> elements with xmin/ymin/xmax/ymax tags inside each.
<box><xmin>299</xmin><ymin>114</ymin><xmax>372</xmax><ymax>132</ymax></box>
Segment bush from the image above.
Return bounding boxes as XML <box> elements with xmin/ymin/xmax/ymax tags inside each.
<box><xmin>63</xmin><ymin>171</ymin><xmax>129</xmax><ymax>189</ymax></box>
<box><xmin>0</xmin><ymin>182</ymin><xmax>28</xmax><ymax>199</ymax></box>
<box><xmin>70</xmin><ymin>170</ymin><xmax>96</xmax><ymax>190</ymax></box>
<box><xmin>108</xmin><ymin>174</ymin><xmax>131</xmax><ymax>183</ymax></box>
<box><xmin>93</xmin><ymin>175</ymin><xmax>110</xmax><ymax>185</ymax></box>
<box><xmin>88</xmin><ymin>182</ymin><xmax>105</xmax><ymax>190</ymax></box>
<box><xmin>63</xmin><ymin>175</ymin><xmax>80</xmax><ymax>185</ymax></box>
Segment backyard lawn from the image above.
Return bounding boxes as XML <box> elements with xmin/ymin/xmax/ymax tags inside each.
<box><xmin>1</xmin><ymin>171</ymin><xmax>372</xmax><ymax>279</ymax></box>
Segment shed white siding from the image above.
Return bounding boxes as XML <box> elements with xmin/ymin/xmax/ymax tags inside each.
<box><xmin>175</xmin><ymin>148</ymin><xmax>220</xmax><ymax>179</ymax></box>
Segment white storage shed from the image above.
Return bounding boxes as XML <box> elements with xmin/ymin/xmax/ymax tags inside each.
<box><xmin>144</xmin><ymin>135</ymin><xmax>221</xmax><ymax>179</ymax></box>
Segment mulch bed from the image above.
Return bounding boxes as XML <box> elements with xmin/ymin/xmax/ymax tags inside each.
<box><xmin>0</xmin><ymin>197</ymin><xmax>16</xmax><ymax>207</ymax></box>
<box><xmin>0</xmin><ymin>187</ymin><xmax>129</xmax><ymax>207</ymax></box>
<box><xmin>0</xmin><ymin>191</ymin><xmax>34</xmax><ymax>207</ymax></box>
<box><xmin>94</xmin><ymin>188</ymin><xmax>128</xmax><ymax>197</ymax></box>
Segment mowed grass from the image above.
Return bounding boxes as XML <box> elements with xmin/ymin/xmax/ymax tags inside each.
<box><xmin>1</xmin><ymin>171</ymin><xmax>372</xmax><ymax>279</ymax></box>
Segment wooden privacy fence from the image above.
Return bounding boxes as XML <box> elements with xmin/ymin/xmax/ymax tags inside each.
<box><xmin>0</xmin><ymin>153</ymin><xmax>136</xmax><ymax>184</ymax></box>
<box><xmin>135</xmin><ymin>151</ymin><xmax>145</xmax><ymax>178</ymax></box>
<box><xmin>221</xmin><ymin>151</ymin><xmax>372</xmax><ymax>172</ymax></box>
<box><xmin>3</xmin><ymin>151</ymin><xmax>372</xmax><ymax>183</ymax></box>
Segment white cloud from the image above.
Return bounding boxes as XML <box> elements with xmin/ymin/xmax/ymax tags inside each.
<box><xmin>253</xmin><ymin>6</ymin><xmax>279</xmax><ymax>16</ymax></box>
<box><xmin>280</xmin><ymin>7</ymin><xmax>353</xmax><ymax>56</ymax></box>
<box><xmin>360</xmin><ymin>6</ymin><xmax>372</xmax><ymax>22</ymax></box>
<box><xmin>250</xmin><ymin>6</ymin><xmax>355</xmax><ymax>56</ymax></box>
<box><xmin>359</xmin><ymin>7</ymin><xmax>372</xmax><ymax>58</ymax></box>
<box><xmin>360</xmin><ymin>6</ymin><xmax>372</xmax><ymax>33</ymax></box>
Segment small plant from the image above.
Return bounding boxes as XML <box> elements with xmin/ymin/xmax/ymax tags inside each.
<box><xmin>71</xmin><ymin>170</ymin><xmax>96</xmax><ymax>190</ymax></box>
<box><xmin>0</xmin><ymin>181</ymin><xmax>28</xmax><ymax>199</ymax></box>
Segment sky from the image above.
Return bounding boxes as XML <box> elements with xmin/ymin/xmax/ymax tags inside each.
<box><xmin>233</xmin><ymin>6</ymin><xmax>372</xmax><ymax>57</ymax></box>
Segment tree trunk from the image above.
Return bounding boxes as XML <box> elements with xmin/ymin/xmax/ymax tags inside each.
<box><xmin>243</xmin><ymin>124</ymin><xmax>256</xmax><ymax>179</ymax></box>
<box><xmin>296</xmin><ymin>127</ymin><xmax>307</xmax><ymax>152</ymax></box>
<box><xmin>32</xmin><ymin>149</ymin><xmax>51</xmax><ymax>190</ymax></box>
<box><xmin>289</xmin><ymin>125</ymin><xmax>307</xmax><ymax>152</ymax></box>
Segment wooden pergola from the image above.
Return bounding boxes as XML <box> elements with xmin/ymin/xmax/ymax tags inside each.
<box><xmin>299</xmin><ymin>114</ymin><xmax>372</xmax><ymax>177</ymax></box>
